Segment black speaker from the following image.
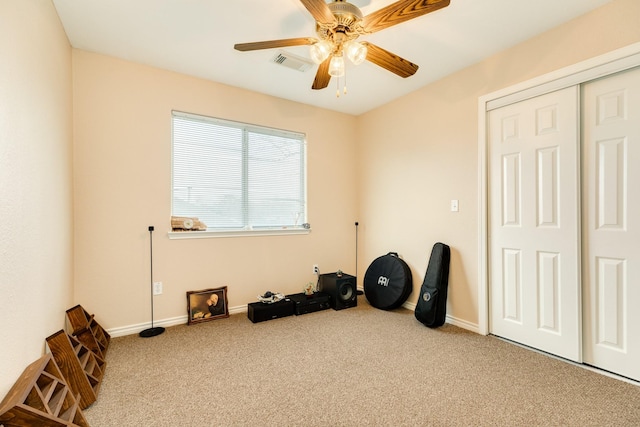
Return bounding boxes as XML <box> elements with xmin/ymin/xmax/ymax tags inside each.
<box><xmin>247</xmin><ymin>298</ymin><xmax>295</xmax><ymax>323</ymax></box>
<box><xmin>319</xmin><ymin>273</ymin><xmax>357</xmax><ymax>310</ymax></box>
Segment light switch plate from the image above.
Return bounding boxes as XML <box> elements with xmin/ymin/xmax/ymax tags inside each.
<box><xmin>153</xmin><ymin>281</ymin><xmax>163</xmax><ymax>295</ymax></box>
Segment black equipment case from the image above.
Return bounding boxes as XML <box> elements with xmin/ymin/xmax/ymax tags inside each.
<box><xmin>363</xmin><ymin>252</ymin><xmax>412</xmax><ymax>310</ymax></box>
<box><xmin>288</xmin><ymin>292</ymin><xmax>331</xmax><ymax>315</ymax></box>
<box><xmin>415</xmin><ymin>242</ymin><xmax>451</xmax><ymax>328</ymax></box>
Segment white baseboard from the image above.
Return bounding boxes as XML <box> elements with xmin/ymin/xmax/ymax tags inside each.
<box><xmin>107</xmin><ymin>302</ymin><xmax>481</xmax><ymax>337</ymax></box>
<box><xmin>106</xmin><ymin>305</ymin><xmax>248</xmax><ymax>338</ymax></box>
<box><xmin>402</xmin><ymin>300</ymin><xmax>480</xmax><ymax>334</ymax></box>
<box><xmin>446</xmin><ymin>316</ymin><xmax>481</xmax><ymax>334</ymax></box>
<box><xmin>402</xmin><ymin>300</ymin><xmax>416</xmax><ymax>311</ymax></box>
<box><xmin>107</xmin><ymin>315</ymin><xmax>186</xmax><ymax>338</ymax></box>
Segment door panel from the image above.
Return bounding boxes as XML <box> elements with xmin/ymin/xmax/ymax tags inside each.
<box><xmin>582</xmin><ymin>67</ymin><xmax>640</xmax><ymax>381</ymax></box>
<box><xmin>489</xmin><ymin>86</ymin><xmax>581</xmax><ymax>362</ymax></box>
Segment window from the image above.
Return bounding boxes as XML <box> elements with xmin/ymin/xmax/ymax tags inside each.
<box><xmin>171</xmin><ymin>111</ymin><xmax>307</xmax><ymax>235</ymax></box>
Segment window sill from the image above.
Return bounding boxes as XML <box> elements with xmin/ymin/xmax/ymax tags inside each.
<box><xmin>167</xmin><ymin>228</ymin><xmax>311</xmax><ymax>240</ymax></box>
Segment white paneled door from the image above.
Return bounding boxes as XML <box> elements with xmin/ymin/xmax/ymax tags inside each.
<box><xmin>582</xmin><ymin>67</ymin><xmax>640</xmax><ymax>381</ymax></box>
<box><xmin>488</xmin><ymin>86</ymin><xmax>582</xmax><ymax>362</ymax></box>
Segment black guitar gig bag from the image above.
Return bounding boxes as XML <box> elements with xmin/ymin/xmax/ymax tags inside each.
<box><xmin>415</xmin><ymin>242</ymin><xmax>450</xmax><ymax>328</ymax></box>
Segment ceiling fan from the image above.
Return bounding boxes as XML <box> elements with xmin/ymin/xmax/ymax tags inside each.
<box><xmin>234</xmin><ymin>0</ymin><xmax>451</xmax><ymax>94</ymax></box>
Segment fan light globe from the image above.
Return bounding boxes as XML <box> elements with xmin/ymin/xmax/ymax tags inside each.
<box><xmin>328</xmin><ymin>55</ymin><xmax>345</xmax><ymax>77</ymax></box>
<box><xmin>345</xmin><ymin>41</ymin><xmax>367</xmax><ymax>65</ymax></box>
<box><xmin>310</xmin><ymin>40</ymin><xmax>332</xmax><ymax>64</ymax></box>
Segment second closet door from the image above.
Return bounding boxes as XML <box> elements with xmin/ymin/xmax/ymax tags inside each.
<box><xmin>582</xmin><ymin>67</ymin><xmax>640</xmax><ymax>381</ymax></box>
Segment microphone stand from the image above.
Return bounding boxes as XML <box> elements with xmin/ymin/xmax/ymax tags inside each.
<box><xmin>355</xmin><ymin>221</ymin><xmax>363</xmax><ymax>295</ymax></box>
<box><xmin>139</xmin><ymin>226</ymin><xmax>165</xmax><ymax>338</ymax></box>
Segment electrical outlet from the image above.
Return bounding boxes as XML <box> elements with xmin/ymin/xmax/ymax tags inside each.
<box><xmin>313</xmin><ymin>264</ymin><xmax>319</xmax><ymax>274</ymax></box>
<box><xmin>153</xmin><ymin>281</ymin><xmax>163</xmax><ymax>295</ymax></box>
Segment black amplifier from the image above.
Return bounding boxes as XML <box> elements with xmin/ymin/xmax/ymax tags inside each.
<box><xmin>287</xmin><ymin>292</ymin><xmax>331</xmax><ymax>315</ymax></box>
<box><xmin>247</xmin><ymin>298</ymin><xmax>295</xmax><ymax>323</ymax></box>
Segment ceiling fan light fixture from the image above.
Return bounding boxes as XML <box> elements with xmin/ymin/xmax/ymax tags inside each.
<box><xmin>310</xmin><ymin>40</ymin><xmax>332</xmax><ymax>64</ymax></box>
<box><xmin>344</xmin><ymin>40</ymin><xmax>367</xmax><ymax>65</ymax></box>
<box><xmin>234</xmin><ymin>0</ymin><xmax>452</xmax><ymax>92</ymax></box>
<box><xmin>328</xmin><ymin>54</ymin><xmax>345</xmax><ymax>77</ymax></box>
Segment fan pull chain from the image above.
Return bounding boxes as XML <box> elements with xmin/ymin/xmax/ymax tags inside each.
<box><xmin>344</xmin><ymin>66</ymin><xmax>348</xmax><ymax>95</ymax></box>
<box><xmin>335</xmin><ymin>67</ymin><xmax>348</xmax><ymax>98</ymax></box>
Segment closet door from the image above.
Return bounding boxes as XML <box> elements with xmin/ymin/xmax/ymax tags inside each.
<box><xmin>582</xmin><ymin>67</ymin><xmax>640</xmax><ymax>381</ymax></box>
<box><xmin>488</xmin><ymin>86</ymin><xmax>581</xmax><ymax>362</ymax></box>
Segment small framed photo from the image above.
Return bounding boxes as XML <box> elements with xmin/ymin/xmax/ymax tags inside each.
<box><xmin>187</xmin><ymin>286</ymin><xmax>229</xmax><ymax>325</ymax></box>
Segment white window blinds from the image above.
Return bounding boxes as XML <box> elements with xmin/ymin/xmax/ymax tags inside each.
<box><xmin>172</xmin><ymin>111</ymin><xmax>307</xmax><ymax>231</ymax></box>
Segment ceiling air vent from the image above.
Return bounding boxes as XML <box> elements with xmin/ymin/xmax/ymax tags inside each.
<box><xmin>271</xmin><ymin>51</ymin><xmax>313</xmax><ymax>72</ymax></box>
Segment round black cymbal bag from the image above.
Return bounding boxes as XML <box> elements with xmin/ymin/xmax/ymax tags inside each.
<box><xmin>364</xmin><ymin>252</ymin><xmax>413</xmax><ymax>310</ymax></box>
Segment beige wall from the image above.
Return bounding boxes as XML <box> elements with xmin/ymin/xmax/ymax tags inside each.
<box><xmin>72</xmin><ymin>51</ymin><xmax>358</xmax><ymax>331</ymax></box>
<box><xmin>356</xmin><ymin>0</ymin><xmax>640</xmax><ymax>327</ymax></box>
<box><xmin>0</xmin><ymin>0</ymin><xmax>73</xmax><ymax>397</ymax></box>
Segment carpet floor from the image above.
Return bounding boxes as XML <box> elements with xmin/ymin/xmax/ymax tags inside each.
<box><xmin>83</xmin><ymin>300</ymin><xmax>640</xmax><ymax>426</ymax></box>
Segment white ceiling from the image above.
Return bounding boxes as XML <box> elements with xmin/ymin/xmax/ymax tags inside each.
<box><xmin>52</xmin><ymin>0</ymin><xmax>612</xmax><ymax>115</ymax></box>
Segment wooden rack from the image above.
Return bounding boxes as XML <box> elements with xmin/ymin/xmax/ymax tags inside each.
<box><xmin>65</xmin><ymin>305</ymin><xmax>110</xmax><ymax>359</ymax></box>
<box><xmin>0</xmin><ymin>353</ymin><xmax>89</xmax><ymax>426</ymax></box>
<box><xmin>46</xmin><ymin>330</ymin><xmax>106</xmax><ymax>409</ymax></box>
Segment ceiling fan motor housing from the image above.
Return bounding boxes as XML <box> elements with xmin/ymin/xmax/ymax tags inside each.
<box><xmin>328</xmin><ymin>0</ymin><xmax>364</xmax><ymax>27</ymax></box>
<box><xmin>318</xmin><ymin>0</ymin><xmax>364</xmax><ymax>45</ymax></box>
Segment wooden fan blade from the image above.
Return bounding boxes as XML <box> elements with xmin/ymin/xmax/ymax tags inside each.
<box><xmin>363</xmin><ymin>42</ymin><xmax>419</xmax><ymax>78</ymax></box>
<box><xmin>312</xmin><ymin>57</ymin><xmax>331</xmax><ymax>90</ymax></box>
<box><xmin>300</xmin><ymin>0</ymin><xmax>335</xmax><ymax>25</ymax></box>
<box><xmin>234</xmin><ymin>37</ymin><xmax>316</xmax><ymax>51</ymax></box>
<box><xmin>363</xmin><ymin>0</ymin><xmax>450</xmax><ymax>34</ymax></box>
